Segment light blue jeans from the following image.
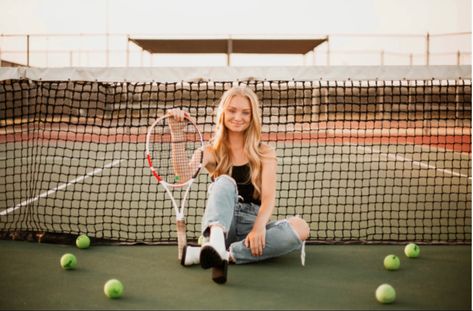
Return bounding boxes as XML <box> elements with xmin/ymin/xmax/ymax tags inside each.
<box><xmin>201</xmin><ymin>175</ymin><xmax>303</xmax><ymax>264</ymax></box>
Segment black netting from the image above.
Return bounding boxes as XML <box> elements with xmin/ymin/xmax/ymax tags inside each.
<box><xmin>0</xmin><ymin>78</ymin><xmax>471</xmax><ymax>244</ymax></box>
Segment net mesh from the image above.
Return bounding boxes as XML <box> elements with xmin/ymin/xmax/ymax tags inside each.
<box><xmin>0</xmin><ymin>68</ymin><xmax>471</xmax><ymax>244</ymax></box>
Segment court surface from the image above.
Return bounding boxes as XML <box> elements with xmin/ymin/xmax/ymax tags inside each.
<box><xmin>0</xmin><ymin>240</ymin><xmax>470</xmax><ymax>310</ymax></box>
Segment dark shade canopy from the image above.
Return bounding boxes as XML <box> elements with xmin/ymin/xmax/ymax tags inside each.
<box><xmin>0</xmin><ymin>59</ymin><xmax>23</xmax><ymax>67</ymax></box>
<box><xmin>129</xmin><ymin>38</ymin><xmax>327</xmax><ymax>54</ymax></box>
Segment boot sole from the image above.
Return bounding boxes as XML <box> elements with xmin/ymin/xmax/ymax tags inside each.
<box><xmin>211</xmin><ymin>260</ymin><xmax>228</xmax><ymax>284</ymax></box>
<box><xmin>200</xmin><ymin>245</ymin><xmax>225</xmax><ymax>269</ymax></box>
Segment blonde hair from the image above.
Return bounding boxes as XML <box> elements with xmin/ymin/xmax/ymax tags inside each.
<box><xmin>211</xmin><ymin>85</ymin><xmax>264</xmax><ymax>199</ymax></box>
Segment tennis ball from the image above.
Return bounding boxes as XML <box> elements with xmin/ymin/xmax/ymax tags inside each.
<box><xmin>404</xmin><ymin>243</ymin><xmax>420</xmax><ymax>258</ymax></box>
<box><xmin>383</xmin><ymin>254</ymin><xmax>400</xmax><ymax>271</ymax></box>
<box><xmin>60</xmin><ymin>253</ymin><xmax>77</xmax><ymax>270</ymax></box>
<box><xmin>375</xmin><ymin>283</ymin><xmax>396</xmax><ymax>304</ymax></box>
<box><xmin>198</xmin><ymin>235</ymin><xmax>206</xmax><ymax>246</ymax></box>
<box><xmin>104</xmin><ymin>279</ymin><xmax>124</xmax><ymax>299</ymax></box>
<box><xmin>76</xmin><ymin>234</ymin><xmax>91</xmax><ymax>249</ymax></box>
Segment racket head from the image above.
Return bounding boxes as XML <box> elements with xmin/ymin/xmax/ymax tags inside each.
<box><xmin>146</xmin><ymin>115</ymin><xmax>204</xmax><ymax>186</ymax></box>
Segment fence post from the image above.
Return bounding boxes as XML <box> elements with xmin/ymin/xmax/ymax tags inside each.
<box><xmin>425</xmin><ymin>32</ymin><xmax>430</xmax><ymax>65</ymax></box>
<box><xmin>126</xmin><ymin>35</ymin><xmax>130</xmax><ymax>67</ymax></box>
<box><xmin>26</xmin><ymin>34</ymin><xmax>30</xmax><ymax>67</ymax></box>
<box><xmin>326</xmin><ymin>35</ymin><xmax>330</xmax><ymax>66</ymax></box>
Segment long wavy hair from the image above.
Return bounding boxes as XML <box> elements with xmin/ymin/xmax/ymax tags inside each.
<box><xmin>211</xmin><ymin>85</ymin><xmax>264</xmax><ymax>199</ymax></box>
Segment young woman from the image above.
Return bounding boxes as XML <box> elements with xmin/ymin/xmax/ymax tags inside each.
<box><xmin>168</xmin><ymin>85</ymin><xmax>310</xmax><ymax>284</ymax></box>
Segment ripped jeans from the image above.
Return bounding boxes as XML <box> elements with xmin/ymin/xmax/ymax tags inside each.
<box><xmin>201</xmin><ymin>175</ymin><xmax>304</xmax><ymax>264</ymax></box>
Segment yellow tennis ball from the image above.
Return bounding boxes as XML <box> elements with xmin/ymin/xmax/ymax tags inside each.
<box><xmin>375</xmin><ymin>283</ymin><xmax>396</xmax><ymax>304</ymax></box>
<box><xmin>104</xmin><ymin>279</ymin><xmax>124</xmax><ymax>299</ymax></box>
<box><xmin>404</xmin><ymin>243</ymin><xmax>420</xmax><ymax>258</ymax></box>
<box><xmin>76</xmin><ymin>234</ymin><xmax>91</xmax><ymax>249</ymax></box>
<box><xmin>383</xmin><ymin>254</ymin><xmax>400</xmax><ymax>270</ymax></box>
<box><xmin>60</xmin><ymin>253</ymin><xmax>77</xmax><ymax>270</ymax></box>
<box><xmin>198</xmin><ymin>235</ymin><xmax>206</xmax><ymax>246</ymax></box>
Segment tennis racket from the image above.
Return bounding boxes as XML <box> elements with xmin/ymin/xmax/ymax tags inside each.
<box><xmin>146</xmin><ymin>114</ymin><xmax>204</xmax><ymax>260</ymax></box>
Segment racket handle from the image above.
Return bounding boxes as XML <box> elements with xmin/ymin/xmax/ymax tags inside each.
<box><xmin>176</xmin><ymin>219</ymin><xmax>187</xmax><ymax>260</ymax></box>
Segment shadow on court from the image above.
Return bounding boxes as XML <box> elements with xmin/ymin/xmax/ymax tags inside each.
<box><xmin>0</xmin><ymin>240</ymin><xmax>470</xmax><ymax>310</ymax></box>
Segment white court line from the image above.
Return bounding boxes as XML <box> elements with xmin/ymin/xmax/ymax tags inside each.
<box><xmin>356</xmin><ymin>145</ymin><xmax>471</xmax><ymax>179</ymax></box>
<box><xmin>0</xmin><ymin>155</ymin><xmax>109</xmax><ymax>162</ymax></box>
<box><xmin>0</xmin><ymin>159</ymin><xmax>123</xmax><ymax>216</ymax></box>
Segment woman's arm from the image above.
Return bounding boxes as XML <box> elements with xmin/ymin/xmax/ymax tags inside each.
<box><xmin>244</xmin><ymin>144</ymin><xmax>278</xmax><ymax>256</ymax></box>
<box><xmin>202</xmin><ymin>145</ymin><xmax>216</xmax><ymax>174</ymax></box>
<box><xmin>166</xmin><ymin>109</ymin><xmax>194</xmax><ymax>181</ymax></box>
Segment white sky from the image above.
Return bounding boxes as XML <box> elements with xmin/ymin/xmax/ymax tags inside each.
<box><xmin>0</xmin><ymin>0</ymin><xmax>471</xmax><ymax>66</ymax></box>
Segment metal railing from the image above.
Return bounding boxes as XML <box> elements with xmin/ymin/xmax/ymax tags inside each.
<box><xmin>0</xmin><ymin>32</ymin><xmax>471</xmax><ymax>67</ymax></box>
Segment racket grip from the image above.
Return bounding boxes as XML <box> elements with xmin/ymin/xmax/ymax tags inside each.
<box><xmin>176</xmin><ymin>219</ymin><xmax>187</xmax><ymax>260</ymax></box>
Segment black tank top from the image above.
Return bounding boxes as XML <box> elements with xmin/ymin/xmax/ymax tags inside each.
<box><xmin>231</xmin><ymin>164</ymin><xmax>261</xmax><ymax>205</ymax></box>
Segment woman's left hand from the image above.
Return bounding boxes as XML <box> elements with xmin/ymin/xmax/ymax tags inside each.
<box><xmin>244</xmin><ymin>225</ymin><xmax>266</xmax><ymax>257</ymax></box>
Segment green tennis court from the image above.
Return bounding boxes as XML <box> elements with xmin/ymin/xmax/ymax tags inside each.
<box><xmin>0</xmin><ymin>240</ymin><xmax>470</xmax><ymax>309</ymax></box>
<box><xmin>0</xmin><ymin>67</ymin><xmax>471</xmax><ymax>309</ymax></box>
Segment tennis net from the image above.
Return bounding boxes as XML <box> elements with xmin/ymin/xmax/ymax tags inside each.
<box><xmin>0</xmin><ymin>66</ymin><xmax>471</xmax><ymax>244</ymax></box>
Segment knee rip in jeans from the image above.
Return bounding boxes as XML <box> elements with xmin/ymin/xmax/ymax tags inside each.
<box><xmin>208</xmin><ymin>174</ymin><xmax>238</xmax><ymax>196</ymax></box>
<box><xmin>287</xmin><ymin>216</ymin><xmax>310</xmax><ymax>241</ymax></box>
<box><xmin>274</xmin><ymin>218</ymin><xmax>308</xmax><ymax>266</ymax></box>
<box><xmin>214</xmin><ymin>174</ymin><xmax>237</xmax><ymax>186</ymax></box>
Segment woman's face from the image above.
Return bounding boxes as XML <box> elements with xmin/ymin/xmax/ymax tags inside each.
<box><xmin>223</xmin><ymin>95</ymin><xmax>252</xmax><ymax>133</ymax></box>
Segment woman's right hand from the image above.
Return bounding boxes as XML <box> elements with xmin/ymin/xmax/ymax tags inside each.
<box><xmin>167</xmin><ymin>108</ymin><xmax>189</xmax><ymax>122</ymax></box>
<box><xmin>167</xmin><ymin>108</ymin><xmax>189</xmax><ymax>134</ymax></box>
<box><xmin>166</xmin><ymin>108</ymin><xmax>190</xmax><ymax>140</ymax></box>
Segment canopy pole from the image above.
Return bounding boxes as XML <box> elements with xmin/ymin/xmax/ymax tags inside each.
<box><xmin>227</xmin><ymin>39</ymin><xmax>232</xmax><ymax>66</ymax></box>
